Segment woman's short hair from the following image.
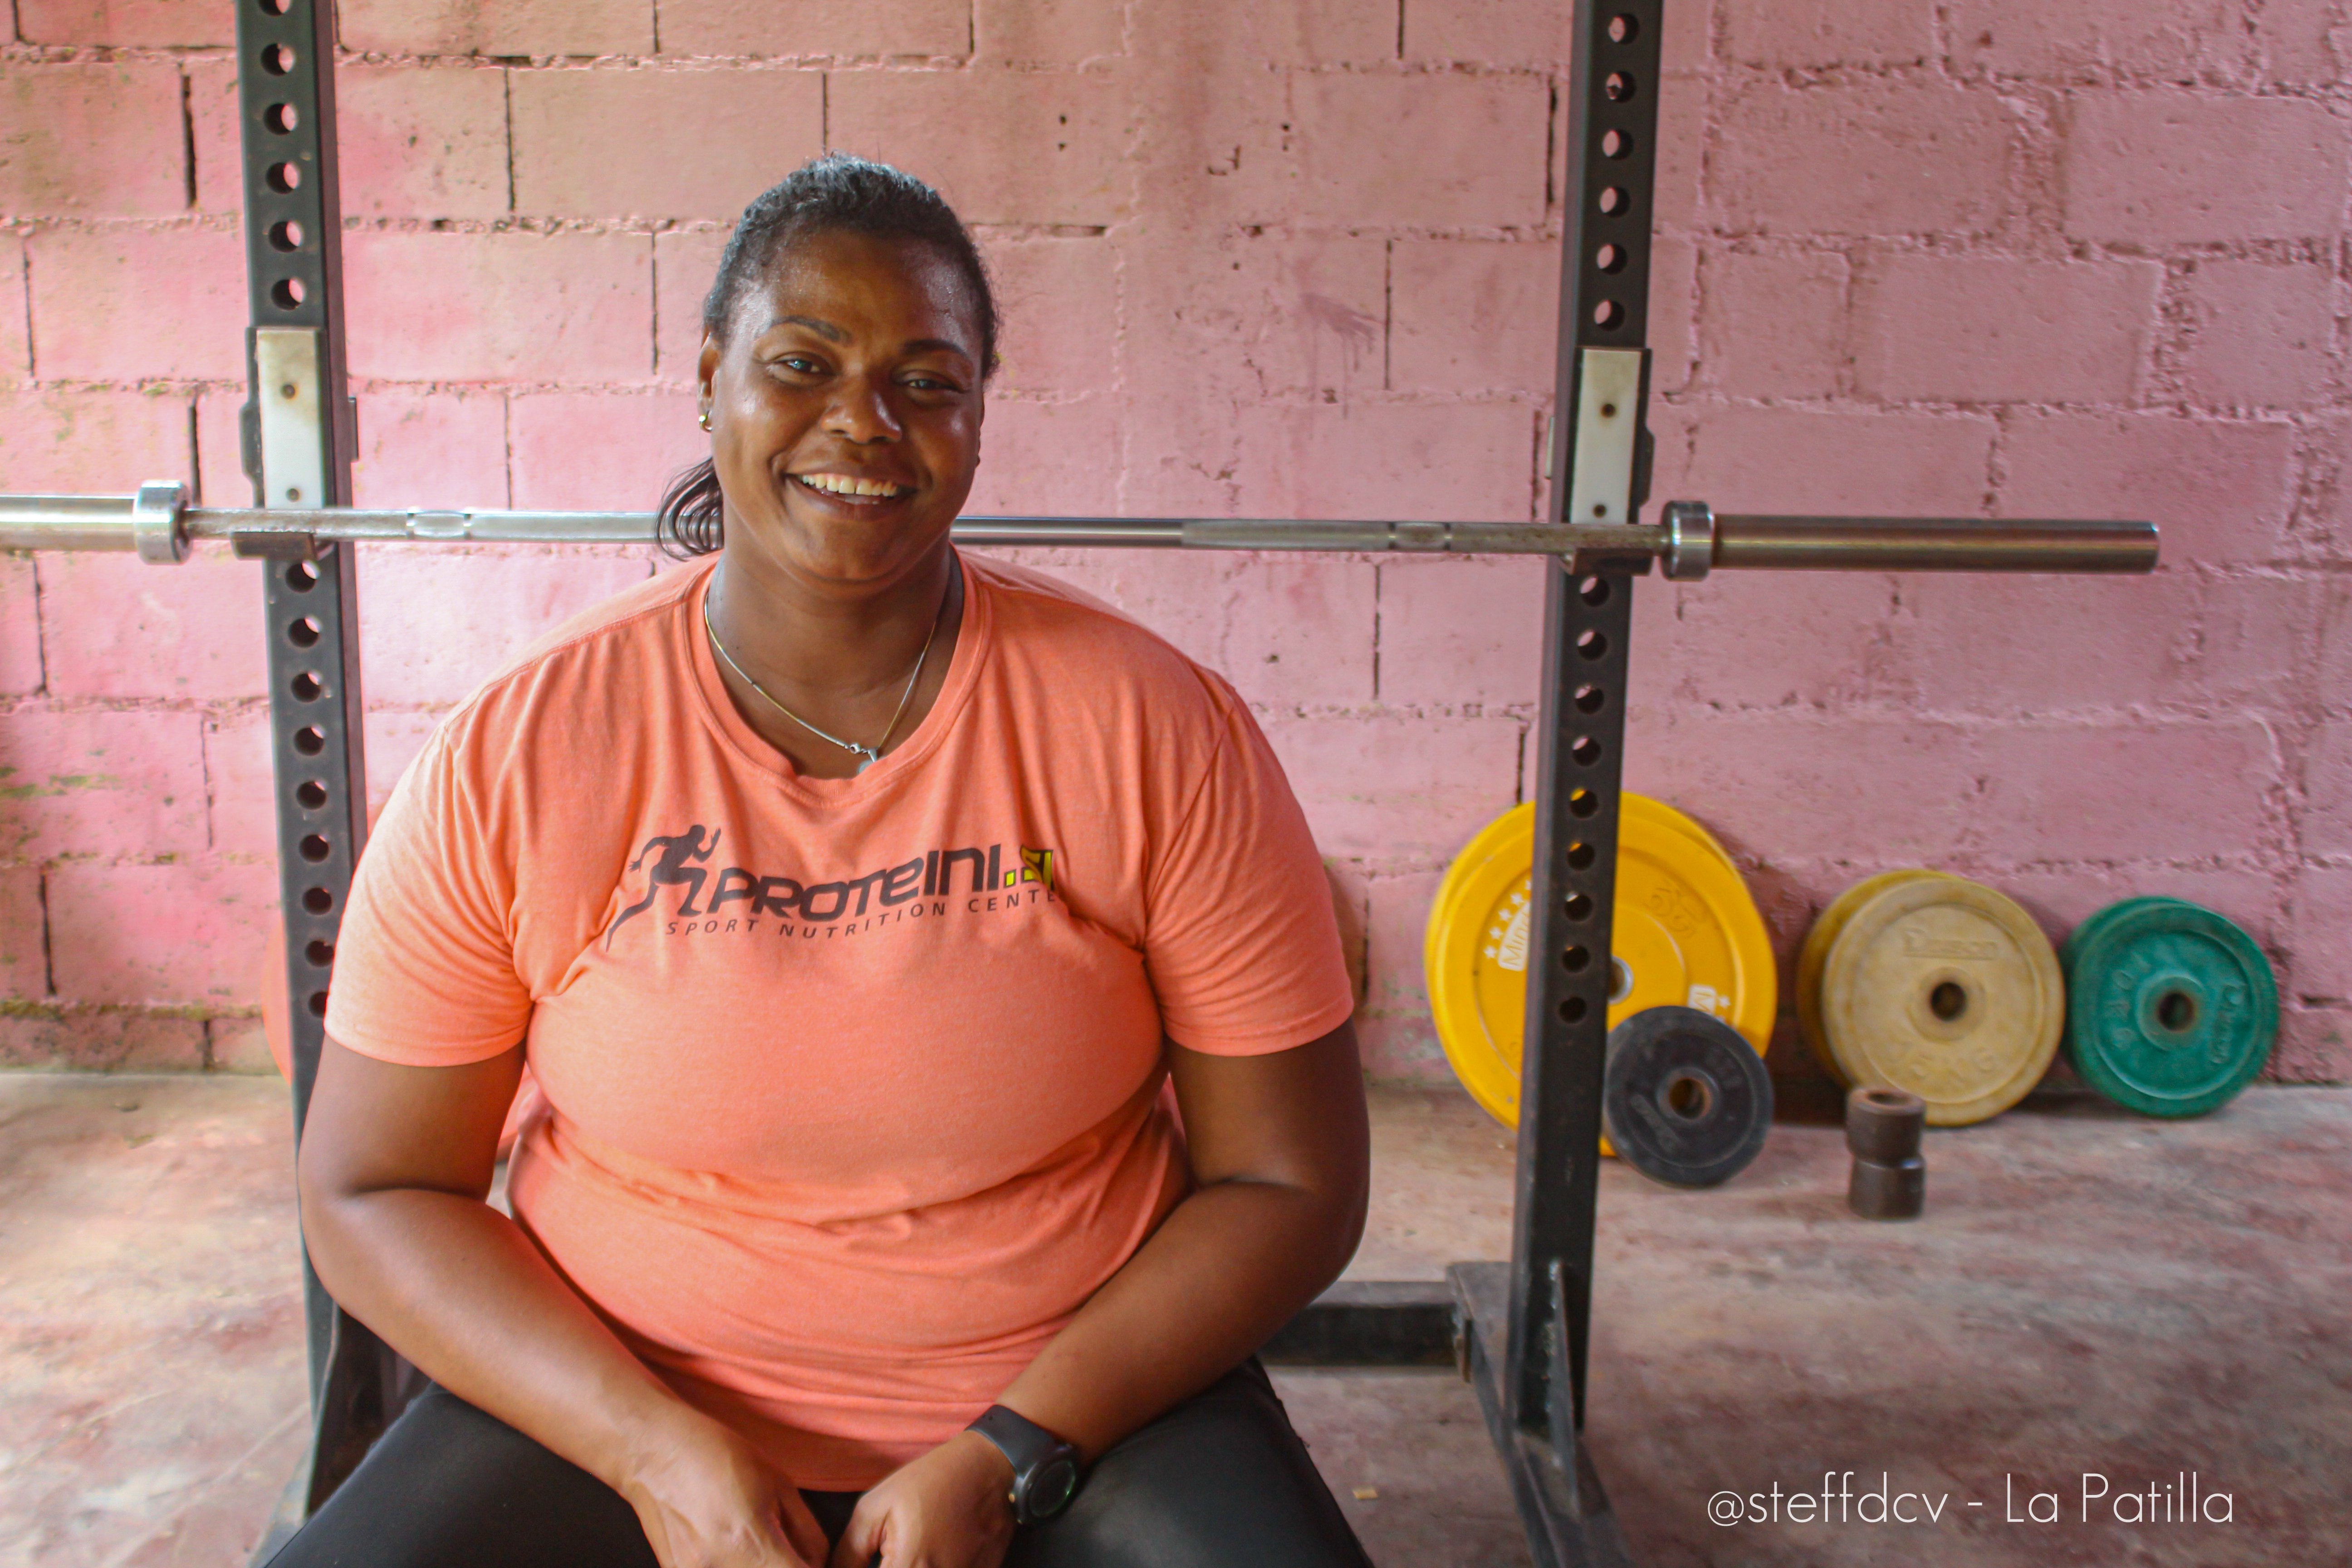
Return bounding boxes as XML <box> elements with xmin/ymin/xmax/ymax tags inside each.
<box><xmin>657</xmin><ymin>154</ymin><xmax>999</xmax><ymax>556</ymax></box>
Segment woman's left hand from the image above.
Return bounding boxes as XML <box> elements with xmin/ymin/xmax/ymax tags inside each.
<box><xmin>828</xmin><ymin>1431</ymin><xmax>1018</xmax><ymax>1568</ymax></box>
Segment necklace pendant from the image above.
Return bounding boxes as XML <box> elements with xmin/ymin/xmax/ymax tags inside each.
<box><xmin>851</xmin><ymin>747</ymin><xmax>878</xmax><ymax>774</ymax></box>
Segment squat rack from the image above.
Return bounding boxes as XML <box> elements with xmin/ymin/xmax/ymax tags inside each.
<box><xmin>0</xmin><ymin>3</ymin><xmax>2156</xmax><ymax>1563</ymax></box>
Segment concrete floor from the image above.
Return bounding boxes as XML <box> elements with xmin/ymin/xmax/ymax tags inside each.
<box><xmin>2</xmin><ymin>1075</ymin><xmax>2344</xmax><ymax>1567</ymax></box>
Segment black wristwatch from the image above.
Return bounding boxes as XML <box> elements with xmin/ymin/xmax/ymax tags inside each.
<box><xmin>966</xmin><ymin>1405</ymin><xmax>1083</xmax><ymax>1525</ymax></box>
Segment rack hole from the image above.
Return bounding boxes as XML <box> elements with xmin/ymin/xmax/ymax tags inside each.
<box><xmin>1929</xmin><ymin>980</ymin><xmax>1969</xmax><ymax>1022</ymax></box>
<box><xmin>267</xmin><ymin>219</ymin><xmax>304</xmax><ymax>252</ymax></box>
<box><xmin>295</xmin><ymin>779</ymin><xmax>328</xmax><ymax>809</ymax></box>
<box><xmin>1563</xmin><ymin>945</ymin><xmax>1591</xmax><ymax>972</ymax></box>
<box><xmin>1592</xmin><ymin>299</ymin><xmax>1626</xmax><ymax>329</ymax></box>
<box><xmin>265</xmin><ymin>162</ymin><xmax>300</xmax><ymax>193</ymax></box>
<box><xmin>287</xmin><ymin>615</ymin><xmax>321</xmax><ymax>647</ymax></box>
<box><xmin>1601</xmin><ymin>128</ymin><xmax>1632</xmax><ymax>159</ymax></box>
<box><xmin>1565</xmin><ymin>892</ymin><xmax>1594</xmax><ymax>921</ymax></box>
<box><xmin>262</xmin><ymin>42</ymin><xmax>295</xmax><ymax>74</ymax></box>
<box><xmin>304</xmin><ymin>939</ymin><xmax>335</xmax><ymax>967</ymax></box>
<box><xmin>290</xmin><ymin>670</ymin><xmax>323</xmax><ymax>701</ymax></box>
<box><xmin>1566</xmin><ymin>841</ymin><xmax>1597</xmax><ymax>870</ymax></box>
<box><xmin>1597</xmin><ymin>186</ymin><xmax>1627</xmax><ymax>216</ymax></box>
<box><xmin>1568</xmin><ymin>788</ymin><xmax>1598</xmax><ymax>818</ymax></box>
<box><xmin>1577</xmin><ymin>629</ymin><xmax>1609</xmax><ymax>660</ymax></box>
<box><xmin>306</xmin><ymin>990</ymin><xmax>329</xmax><ymax>1016</ymax></box>
<box><xmin>1572</xmin><ymin>735</ymin><xmax>1603</xmax><ymax>766</ymax></box>
<box><xmin>1575</xmin><ymin>684</ymin><xmax>1606</xmax><ymax>715</ymax></box>
<box><xmin>1595</xmin><ymin>242</ymin><xmax>1627</xmax><ymax>274</ymax></box>
<box><xmin>1579</xmin><ymin>575</ymin><xmax>1611</xmax><ymax>606</ymax></box>
<box><xmin>1558</xmin><ymin>996</ymin><xmax>1589</xmax><ymax>1024</ymax></box>
<box><xmin>257</xmin><ymin>0</ymin><xmax>291</xmax><ymax>13</ymax></box>
<box><xmin>293</xmin><ymin>725</ymin><xmax>326</xmax><ymax>755</ymax></box>
<box><xmin>271</xmin><ymin>277</ymin><xmax>305</xmax><ymax>309</ymax></box>
<box><xmin>263</xmin><ymin>102</ymin><xmax>299</xmax><ymax>134</ymax></box>
<box><xmin>301</xmin><ymin>887</ymin><xmax>333</xmax><ymax>915</ymax></box>
<box><xmin>287</xmin><ymin>561</ymin><xmax>317</xmax><ymax>589</ymax></box>
<box><xmin>299</xmin><ymin>833</ymin><xmax>331</xmax><ymax>862</ymax></box>
<box><xmin>1608</xmin><ymin>13</ymin><xmax>1639</xmax><ymax>43</ymax></box>
<box><xmin>1605</xmin><ymin>69</ymin><xmax>1636</xmax><ymax>102</ymax></box>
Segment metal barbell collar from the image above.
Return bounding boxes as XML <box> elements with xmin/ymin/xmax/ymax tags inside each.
<box><xmin>1661</xmin><ymin>500</ymin><xmax>1715</xmax><ymax>582</ymax></box>
<box><xmin>132</xmin><ymin>480</ymin><xmax>190</xmax><ymax>565</ymax></box>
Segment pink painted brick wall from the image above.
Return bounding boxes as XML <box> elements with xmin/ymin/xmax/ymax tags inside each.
<box><xmin>0</xmin><ymin>0</ymin><xmax>2346</xmax><ymax>1087</ymax></box>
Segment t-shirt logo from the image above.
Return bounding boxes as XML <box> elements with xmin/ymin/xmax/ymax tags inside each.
<box><xmin>607</xmin><ymin>825</ymin><xmax>723</xmax><ymax>944</ymax></box>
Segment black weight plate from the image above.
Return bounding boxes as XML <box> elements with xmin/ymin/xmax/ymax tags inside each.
<box><xmin>1603</xmin><ymin>1005</ymin><xmax>1774</xmax><ymax>1189</ymax></box>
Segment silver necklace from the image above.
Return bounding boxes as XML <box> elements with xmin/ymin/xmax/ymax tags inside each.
<box><xmin>703</xmin><ymin>577</ymin><xmax>947</xmax><ymax>774</ymax></box>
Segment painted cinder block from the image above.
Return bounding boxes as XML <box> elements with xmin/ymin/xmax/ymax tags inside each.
<box><xmin>209</xmin><ymin>1017</ymin><xmax>276</xmax><ymax>1074</ymax></box>
<box><xmin>655</xmin><ymin>228</ymin><xmax>730</xmax><ymax>382</ymax></box>
<box><xmin>1721</xmin><ymin>0</ymin><xmax>1935</xmax><ymax>67</ymax></box>
<box><xmin>1376</xmin><ymin>556</ymin><xmax>1547</xmax><ymax>710</ymax></box>
<box><xmin>1702</xmin><ymin>249</ymin><xmax>1849</xmax><ymax>399</ymax></box>
<box><xmin>2284</xmin><ymin>865</ymin><xmax>2352</xmax><ymax>1001</ymax></box>
<box><xmin>1262</xmin><ymin>712</ymin><xmax>1524</xmax><ymax>861</ymax></box>
<box><xmin>1648</xmin><ymin>235</ymin><xmax>1697</xmax><ymax>396</ymax></box>
<box><xmin>0</xmin><ymin>63</ymin><xmax>188</xmax><ymax>218</ymax></box>
<box><xmin>337</xmin><ymin>63</ymin><xmax>512</xmax><ymax>220</ymax></box>
<box><xmin>2063</xmin><ymin>93</ymin><xmax>2352</xmax><ymax>245</ymax></box>
<box><xmin>48</xmin><ymin>859</ymin><xmax>280</xmax><ymax>1009</ymax></box>
<box><xmin>338</xmin><ymin>0</ymin><xmax>654</xmax><ymax>57</ymax></box>
<box><xmin>2175</xmin><ymin>260</ymin><xmax>2339</xmax><ymax>411</ymax></box>
<box><xmin>1289</xmin><ymin>74</ymin><xmax>1549</xmax><ymax>229</ymax></box>
<box><xmin>960</xmin><ymin>396</ymin><xmax>1124</xmax><ymax>518</ymax></box>
<box><xmin>352</xmin><ymin>391</ymin><xmax>511</xmax><ymax>511</ymax></box>
<box><xmin>2255</xmin><ymin>0</ymin><xmax>2352</xmax><ymax>86</ymax></box>
<box><xmin>1402</xmin><ymin>0</ymin><xmax>1572</xmax><ymax>63</ymax></box>
<box><xmin>0</xmin><ymin>390</ymin><xmax>192</xmax><ymax>493</ymax></box>
<box><xmin>0</xmin><ymin>1011</ymin><xmax>207</xmax><ymax>1072</ymax></box>
<box><xmin>0</xmin><ymin>867</ymin><xmax>44</xmax><ymax>1000</ymax></box>
<box><xmin>1120</xmin><ymin>230</ymin><xmax>1387</xmax><ymax>402</ymax></box>
<box><xmin>1661</xmin><ymin>572</ymin><xmax>1901</xmax><ymax>711</ymax></box>
<box><xmin>0</xmin><ymin>558</ymin><xmax>39</xmax><ymax>697</ymax></box>
<box><xmin>204</xmin><ymin>708</ymin><xmax>277</xmax><ymax>865</ymax></box>
<box><xmin>0</xmin><ymin>706</ymin><xmax>209</xmax><ymax>861</ymax></box>
<box><xmin>1621</xmin><ymin>708</ymin><xmax>1983</xmax><ymax>864</ymax></box>
<box><xmin>1852</xmin><ymin>255</ymin><xmax>2161</xmax><ymax>405</ymax></box>
<box><xmin>39</xmin><ymin>546</ymin><xmax>268</xmax><ymax>702</ymax></box>
<box><xmin>1951</xmin><ymin>0</ymin><xmax>2244</xmax><ymax>82</ymax></box>
<box><xmin>0</xmin><ymin>240</ymin><xmax>28</xmax><ymax>377</ymax></box>
<box><xmin>1714</xmin><ymin>83</ymin><xmax>2016</xmax><ymax>236</ymax></box>
<box><xmin>1994</xmin><ymin>865</ymin><xmax>2279</xmax><ymax>951</ymax></box>
<box><xmin>2270</xmin><ymin>1004</ymin><xmax>2351</xmax><ymax>1083</ymax></box>
<box><xmin>195</xmin><ymin>390</ymin><xmax>251</xmax><ymax>510</ymax></box>
<box><xmin>2299</xmin><ymin>717</ymin><xmax>2352</xmax><ymax>858</ymax></box>
<box><xmin>509</xmin><ymin>391</ymin><xmax>703</xmax><ymax>511</ymax></box>
<box><xmin>661</xmin><ymin>0</ymin><xmax>973</xmax><ymax>57</ymax></box>
<box><xmin>986</xmin><ymin>235</ymin><xmax>1119</xmax><ymax>396</ymax></box>
<box><xmin>16</xmin><ymin>0</ymin><xmax>233</xmax><ymax>45</ymax></box>
<box><xmin>1879</xmin><ymin>571</ymin><xmax>2202</xmax><ymax>714</ymax></box>
<box><xmin>975</xmin><ymin>0</ymin><xmax>1127</xmax><ymax>65</ymax></box>
<box><xmin>510</xmin><ymin>68</ymin><xmax>825</xmax><ymax>220</ymax></box>
<box><xmin>356</xmin><ymin>549</ymin><xmax>654</xmax><ymax>707</ymax></box>
<box><xmin>344</xmin><ymin>230</ymin><xmax>652</xmax><ymax>382</ymax></box>
<box><xmin>828</xmin><ymin>68</ymin><xmax>1132</xmax><ymax>227</ymax></box>
<box><xmin>364</xmin><ymin>707</ymin><xmax>447</xmax><ymax>813</ymax></box>
<box><xmin>1681</xmin><ymin>405</ymin><xmax>1996</xmax><ymax>516</ymax></box>
<box><xmin>1122</xmin><ymin>63</ymin><xmax>1297</xmax><ymax>229</ymax></box>
<box><xmin>26</xmin><ymin>228</ymin><xmax>247</xmax><ymax>383</ymax></box>
<box><xmin>188</xmin><ymin>59</ymin><xmax>243</xmax><ymax>217</ymax></box>
<box><xmin>1975</xmin><ymin>717</ymin><xmax>2280</xmax><ymax>862</ymax></box>
<box><xmin>1132</xmin><ymin>0</ymin><xmax>1397</xmax><ymax>67</ymax></box>
<box><xmin>1997</xmin><ymin>412</ymin><xmax>2297</xmax><ymax>564</ymax></box>
<box><xmin>1390</xmin><ymin>240</ymin><xmax>1558</xmax><ymax>396</ymax></box>
<box><xmin>1235</xmin><ymin>401</ymin><xmax>1534</xmax><ymax>524</ymax></box>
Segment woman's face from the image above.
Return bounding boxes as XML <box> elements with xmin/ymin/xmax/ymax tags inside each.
<box><xmin>698</xmin><ymin>228</ymin><xmax>985</xmax><ymax>596</ymax></box>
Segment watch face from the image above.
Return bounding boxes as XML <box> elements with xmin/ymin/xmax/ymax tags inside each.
<box><xmin>1028</xmin><ymin>1456</ymin><xmax>1080</xmax><ymax>1520</ymax></box>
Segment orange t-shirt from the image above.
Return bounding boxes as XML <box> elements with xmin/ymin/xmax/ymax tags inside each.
<box><xmin>324</xmin><ymin>554</ymin><xmax>1354</xmax><ymax>1489</ymax></box>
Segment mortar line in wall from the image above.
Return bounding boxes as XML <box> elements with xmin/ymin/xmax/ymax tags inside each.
<box><xmin>15</xmin><ymin>240</ymin><xmax>33</xmax><ymax>381</ymax></box>
<box><xmin>1371</xmin><ymin>564</ymin><xmax>1383</xmax><ymax>701</ymax></box>
<box><xmin>821</xmin><ymin>72</ymin><xmax>830</xmax><ymax>147</ymax></box>
<box><xmin>501</xmin><ymin>66</ymin><xmax>517</xmax><ymax>214</ymax></box>
<box><xmin>178</xmin><ymin>69</ymin><xmax>196</xmax><ymax>211</ymax></box>
<box><xmin>185</xmin><ymin>401</ymin><xmax>201</xmax><ymax>505</ymax></box>
<box><xmin>35</xmin><ymin>869</ymin><xmax>54</xmax><ymax>999</ymax></box>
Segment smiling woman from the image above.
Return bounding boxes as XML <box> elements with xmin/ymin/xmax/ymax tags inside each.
<box><xmin>270</xmin><ymin>156</ymin><xmax>1378</xmax><ymax>1568</ymax></box>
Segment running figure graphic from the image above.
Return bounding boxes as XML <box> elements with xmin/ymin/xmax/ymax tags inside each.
<box><xmin>606</xmin><ymin>825</ymin><xmax>722</xmax><ymax>943</ymax></box>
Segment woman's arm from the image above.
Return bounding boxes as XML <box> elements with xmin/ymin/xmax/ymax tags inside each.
<box><xmin>298</xmin><ymin>1036</ymin><xmax>828</xmax><ymax>1568</ymax></box>
<box><xmin>833</xmin><ymin>1019</ymin><xmax>1371</xmax><ymax>1567</ymax></box>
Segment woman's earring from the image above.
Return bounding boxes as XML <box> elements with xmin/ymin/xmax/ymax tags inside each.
<box><xmin>698</xmin><ymin>407</ymin><xmax>712</xmax><ymax>431</ymax></box>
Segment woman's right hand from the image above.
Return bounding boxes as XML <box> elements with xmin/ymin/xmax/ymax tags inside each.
<box><xmin>620</xmin><ymin>1411</ymin><xmax>831</xmax><ymax>1568</ymax></box>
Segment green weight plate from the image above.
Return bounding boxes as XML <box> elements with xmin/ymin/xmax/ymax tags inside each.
<box><xmin>2061</xmin><ymin>897</ymin><xmax>2278</xmax><ymax>1118</ymax></box>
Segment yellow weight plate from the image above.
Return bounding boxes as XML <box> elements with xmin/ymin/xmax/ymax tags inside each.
<box><xmin>1426</xmin><ymin>797</ymin><xmax>1777</xmax><ymax>1130</ymax></box>
<box><xmin>1795</xmin><ymin>869</ymin><xmax>1960</xmax><ymax>1083</ymax></box>
<box><xmin>1818</xmin><ymin>873</ymin><xmax>2062</xmax><ymax>1127</ymax></box>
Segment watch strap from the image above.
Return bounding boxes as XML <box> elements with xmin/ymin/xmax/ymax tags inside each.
<box><xmin>967</xmin><ymin>1405</ymin><xmax>1082</xmax><ymax>1524</ymax></box>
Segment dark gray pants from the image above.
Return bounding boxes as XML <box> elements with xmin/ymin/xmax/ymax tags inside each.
<box><xmin>270</xmin><ymin>1361</ymin><xmax>1373</xmax><ymax>1568</ymax></box>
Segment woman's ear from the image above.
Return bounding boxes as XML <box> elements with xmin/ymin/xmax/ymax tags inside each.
<box><xmin>696</xmin><ymin>330</ymin><xmax>721</xmax><ymax>411</ymax></box>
